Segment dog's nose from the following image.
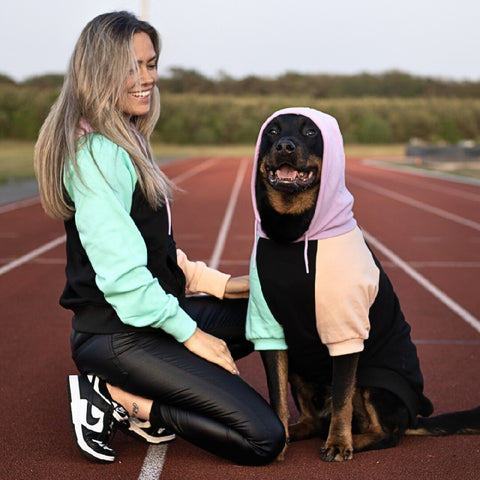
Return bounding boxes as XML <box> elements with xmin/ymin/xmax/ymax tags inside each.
<box><xmin>276</xmin><ymin>139</ymin><xmax>296</xmax><ymax>154</ymax></box>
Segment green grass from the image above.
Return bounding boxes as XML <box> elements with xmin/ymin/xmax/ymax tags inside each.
<box><xmin>153</xmin><ymin>143</ymin><xmax>407</xmax><ymax>160</ymax></box>
<box><xmin>0</xmin><ymin>141</ymin><xmax>259</xmax><ymax>183</ymax></box>
<box><xmin>1</xmin><ymin>140</ymin><xmax>478</xmax><ymax>183</ymax></box>
<box><xmin>0</xmin><ymin>140</ymin><xmax>36</xmax><ymax>183</ymax></box>
<box><xmin>151</xmin><ymin>142</ymin><xmax>257</xmax><ymax>161</ymax></box>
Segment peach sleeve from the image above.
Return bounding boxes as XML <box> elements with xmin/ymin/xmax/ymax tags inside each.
<box><xmin>176</xmin><ymin>249</ymin><xmax>231</xmax><ymax>299</ymax></box>
<box><xmin>314</xmin><ymin>227</ymin><xmax>379</xmax><ymax>356</ymax></box>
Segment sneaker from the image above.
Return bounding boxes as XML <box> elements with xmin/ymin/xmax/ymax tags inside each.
<box><xmin>119</xmin><ymin>417</ymin><xmax>176</xmax><ymax>444</ymax></box>
<box><xmin>67</xmin><ymin>374</ymin><xmax>128</xmax><ymax>463</ymax></box>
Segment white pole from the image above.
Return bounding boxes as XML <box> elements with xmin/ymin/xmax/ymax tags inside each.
<box><xmin>140</xmin><ymin>0</ymin><xmax>148</xmax><ymax>20</ymax></box>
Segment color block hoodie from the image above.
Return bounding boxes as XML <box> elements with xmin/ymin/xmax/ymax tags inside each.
<box><xmin>246</xmin><ymin>107</ymin><xmax>379</xmax><ymax>357</ymax></box>
<box><xmin>246</xmin><ymin>108</ymin><xmax>433</xmax><ymax>421</ymax></box>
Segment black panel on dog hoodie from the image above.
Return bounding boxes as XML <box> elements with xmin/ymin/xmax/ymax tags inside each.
<box><xmin>246</xmin><ymin>108</ymin><xmax>433</xmax><ymax>423</ymax></box>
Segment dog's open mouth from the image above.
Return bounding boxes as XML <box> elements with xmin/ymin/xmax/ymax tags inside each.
<box><xmin>266</xmin><ymin>164</ymin><xmax>318</xmax><ymax>191</ymax></box>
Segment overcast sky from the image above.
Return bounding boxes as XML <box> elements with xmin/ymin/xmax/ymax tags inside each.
<box><xmin>2</xmin><ymin>0</ymin><xmax>480</xmax><ymax>82</ymax></box>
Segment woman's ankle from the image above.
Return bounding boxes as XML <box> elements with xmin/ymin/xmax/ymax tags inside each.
<box><xmin>106</xmin><ymin>383</ymin><xmax>153</xmax><ymax>420</ymax></box>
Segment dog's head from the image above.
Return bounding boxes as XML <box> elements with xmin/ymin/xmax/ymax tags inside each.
<box><xmin>255</xmin><ymin>113</ymin><xmax>324</xmax><ymax>242</ymax></box>
<box><xmin>258</xmin><ymin>113</ymin><xmax>323</xmax><ymax>198</ymax></box>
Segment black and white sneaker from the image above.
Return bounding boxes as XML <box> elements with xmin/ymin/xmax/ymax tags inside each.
<box><xmin>67</xmin><ymin>374</ymin><xmax>128</xmax><ymax>463</ymax></box>
<box><xmin>119</xmin><ymin>418</ymin><xmax>176</xmax><ymax>444</ymax></box>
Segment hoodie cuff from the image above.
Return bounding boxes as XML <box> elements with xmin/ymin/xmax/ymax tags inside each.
<box><xmin>252</xmin><ymin>338</ymin><xmax>288</xmax><ymax>351</ymax></box>
<box><xmin>326</xmin><ymin>338</ymin><xmax>365</xmax><ymax>357</ymax></box>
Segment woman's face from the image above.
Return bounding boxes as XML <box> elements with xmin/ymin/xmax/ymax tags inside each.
<box><xmin>120</xmin><ymin>32</ymin><xmax>158</xmax><ymax>117</ymax></box>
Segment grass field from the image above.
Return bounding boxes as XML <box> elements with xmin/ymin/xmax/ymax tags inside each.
<box><xmin>0</xmin><ymin>141</ymin><xmax>406</xmax><ymax>183</ymax></box>
<box><xmin>1</xmin><ymin>140</ymin><xmax>479</xmax><ymax>183</ymax></box>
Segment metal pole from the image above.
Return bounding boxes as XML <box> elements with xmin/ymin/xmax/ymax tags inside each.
<box><xmin>140</xmin><ymin>0</ymin><xmax>148</xmax><ymax>20</ymax></box>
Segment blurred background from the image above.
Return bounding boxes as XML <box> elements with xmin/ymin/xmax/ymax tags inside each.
<box><xmin>1</xmin><ymin>0</ymin><xmax>480</xmax><ymax>187</ymax></box>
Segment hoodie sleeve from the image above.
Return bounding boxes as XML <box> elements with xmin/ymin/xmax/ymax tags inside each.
<box><xmin>314</xmin><ymin>227</ymin><xmax>379</xmax><ymax>356</ymax></box>
<box><xmin>246</xmin><ymin>247</ymin><xmax>288</xmax><ymax>351</ymax></box>
<box><xmin>176</xmin><ymin>249</ymin><xmax>230</xmax><ymax>298</ymax></box>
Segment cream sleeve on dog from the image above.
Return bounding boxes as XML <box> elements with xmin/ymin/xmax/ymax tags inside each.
<box><xmin>314</xmin><ymin>227</ymin><xmax>379</xmax><ymax>357</ymax></box>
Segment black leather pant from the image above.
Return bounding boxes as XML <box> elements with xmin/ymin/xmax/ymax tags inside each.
<box><xmin>70</xmin><ymin>296</ymin><xmax>285</xmax><ymax>465</ymax></box>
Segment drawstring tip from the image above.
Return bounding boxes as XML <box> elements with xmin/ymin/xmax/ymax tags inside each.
<box><xmin>304</xmin><ymin>237</ymin><xmax>310</xmax><ymax>274</ymax></box>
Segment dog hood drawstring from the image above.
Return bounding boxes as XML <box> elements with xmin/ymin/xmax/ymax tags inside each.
<box><xmin>251</xmin><ymin>107</ymin><xmax>357</xmax><ymax>273</ymax></box>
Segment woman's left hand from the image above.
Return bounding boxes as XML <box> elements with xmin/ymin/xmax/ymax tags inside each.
<box><xmin>224</xmin><ymin>275</ymin><xmax>249</xmax><ymax>299</ymax></box>
<box><xmin>183</xmin><ymin>327</ymin><xmax>239</xmax><ymax>375</ymax></box>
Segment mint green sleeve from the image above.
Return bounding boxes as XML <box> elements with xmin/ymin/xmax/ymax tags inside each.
<box><xmin>246</xmin><ymin>244</ymin><xmax>288</xmax><ymax>351</ymax></box>
<box><xmin>64</xmin><ymin>135</ymin><xmax>197</xmax><ymax>342</ymax></box>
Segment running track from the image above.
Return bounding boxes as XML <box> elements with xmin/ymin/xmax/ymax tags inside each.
<box><xmin>1</xmin><ymin>155</ymin><xmax>479</xmax><ymax>480</ymax></box>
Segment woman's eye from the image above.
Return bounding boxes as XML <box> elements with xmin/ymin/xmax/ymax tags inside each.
<box><xmin>147</xmin><ymin>63</ymin><xmax>157</xmax><ymax>70</ymax></box>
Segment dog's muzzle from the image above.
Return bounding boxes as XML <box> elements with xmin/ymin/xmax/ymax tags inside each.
<box><xmin>266</xmin><ymin>163</ymin><xmax>317</xmax><ymax>192</ymax></box>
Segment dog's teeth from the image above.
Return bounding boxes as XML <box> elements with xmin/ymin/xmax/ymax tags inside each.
<box><xmin>276</xmin><ymin>166</ymin><xmax>298</xmax><ymax>180</ymax></box>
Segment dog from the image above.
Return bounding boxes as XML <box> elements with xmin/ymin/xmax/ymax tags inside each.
<box><xmin>246</xmin><ymin>107</ymin><xmax>480</xmax><ymax>462</ymax></box>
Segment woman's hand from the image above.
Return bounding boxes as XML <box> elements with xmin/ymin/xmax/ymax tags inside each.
<box><xmin>224</xmin><ymin>275</ymin><xmax>249</xmax><ymax>299</ymax></box>
<box><xmin>183</xmin><ymin>327</ymin><xmax>239</xmax><ymax>375</ymax></box>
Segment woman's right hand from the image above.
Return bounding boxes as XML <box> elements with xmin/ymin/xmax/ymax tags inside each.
<box><xmin>183</xmin><ymin>327</ymin><xmax>239</xmax><ymax>375</ymax></box>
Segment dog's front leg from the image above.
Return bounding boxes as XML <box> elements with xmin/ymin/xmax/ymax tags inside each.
<box><xmin>260</xmin><ymin>349</ymin><xmax>289</xmax><ymax>460</ymax></box>
<box><xmin>321</xmin><ymin>352</ymin><xmax>359</xmax><ymax>462</ymax></box>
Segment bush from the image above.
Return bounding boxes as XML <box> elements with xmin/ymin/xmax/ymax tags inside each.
<box><xmin>2</xmin><ymin>75</ymin><xmax>480</xmax><ymax>145</ymax></box>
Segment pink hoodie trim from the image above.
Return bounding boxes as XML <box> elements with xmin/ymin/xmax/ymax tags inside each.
<box><xmin>251</xmin><ymin>107</ymin><xmax>356</xmax><ymax>242</ymax></box>
<box><xmin>251</xmin><ymin>108</ymin><xmax>357</xmax><ymax>272</ymax></box>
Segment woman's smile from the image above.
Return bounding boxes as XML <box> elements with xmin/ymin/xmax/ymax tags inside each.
<box><xmin>121</xmin><ymin>32</ymin><xmax>158</xmax><ymax>117</ymax></box>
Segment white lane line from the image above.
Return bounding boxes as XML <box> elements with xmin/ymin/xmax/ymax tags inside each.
<box><xmin>349</xmin><ymin>177</ymin><xmax>480</xmax><ymax>232</ymax></box>
<box><xmin>0</xmin><ymin>196</ymin><xmax>40</xmax><ymax>214</ymax></box>
<box><xmin>406</xmin><ymin>261</ymin><xmax>480</xmax><ymax>268</ymax></box>
<box><xmin>0</xmin><ymin>158</ymin><xmax>223</xmax><ymax>278</ymax></box>
<box><xmin>170</xmin><ymin>157</ymin><xmax>219</xmax><ymax>184</ymax></box>
<box><xmin>0</xmin><ymin>235</ymin><xmax>65</xmax><ymax>277</ymax></box>
<box><xmin>363</xmin><ymin>159</ymin><xmax>480</xmax><ymax>194</ymax></box>
<box><xmin>0</xmin><ymin>158</ymin><xmax>215</xmax><ymax>215</ymax></box>
<box><xmin>414</xmin><ymin>339</ymin><xmax>480</xmax><ymax>345</ymax></box>
<box><xmin>138</xmin><ymin>444</ymin><xmax>169</xmax><ymax>480</ymax></box>
<box><xmin>209</xmin><ymin>158</ymin><xmax>249</xmax><ymax>269</ymax></box>
<box><xmin>363</xmin><ymin>230</ymin><xmax>480</xmax><ymax>334</ymax></box>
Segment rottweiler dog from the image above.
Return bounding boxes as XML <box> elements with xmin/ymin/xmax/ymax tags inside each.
<box><xmin>248</xmin><ymin>109</ymin><xmax>480</xmax><ymax>462</ymax></box>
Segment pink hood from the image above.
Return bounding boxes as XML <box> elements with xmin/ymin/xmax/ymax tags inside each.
<box><xmin>251</xmin><ymin>108</ymin><xmax>357</xmax><ymax>270</ymax></box>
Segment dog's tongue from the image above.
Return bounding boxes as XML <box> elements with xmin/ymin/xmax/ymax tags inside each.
<box><xmin>276</xmin><ymin>165</ymin><xmax>298</xmax><ymax>180</ymax></box>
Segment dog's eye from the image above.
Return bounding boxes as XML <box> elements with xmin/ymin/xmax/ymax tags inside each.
<box><xmin>267</xmin><ymin>127</ymin><xmax>279</xmax><ymax>136</ymax></box>
<box><xmin>304</xmin><ymin>128</ymin><xmax>317</xmax><ymax>137</ymax></box>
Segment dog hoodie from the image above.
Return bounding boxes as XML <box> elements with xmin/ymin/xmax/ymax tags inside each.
<box><xmin>246</xmin><ymin>108</ymin><xmax>433</xmax><ymax>422</ymax></box>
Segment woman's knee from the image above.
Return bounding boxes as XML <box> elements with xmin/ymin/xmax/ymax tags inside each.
<box><xmin>242</xmin><ymin>414</ymin><xmax>286</xmax><ymax>466</ymax></box>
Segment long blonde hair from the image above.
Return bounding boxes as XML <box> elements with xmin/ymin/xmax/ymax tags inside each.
<box><xmin>34</xmin><ymin>11</ymin><xmax>172</xmax><ymax>220</ymax></box>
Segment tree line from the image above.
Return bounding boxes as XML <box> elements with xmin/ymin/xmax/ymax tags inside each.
<box><xmin>4</xmin><ymin>68</ymin><xmax>480</xmax><ymax>97</ymax></box>
<box><xmin>1</xmin><ymin>69</ymin><xmax>480</xmax><ymax>144</ymax></box>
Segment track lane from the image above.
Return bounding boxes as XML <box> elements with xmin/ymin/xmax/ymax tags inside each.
<box><xmin>347</xmin><ymin>159</ymin><xmax>480</xmax><ymax>325</ymax></box>
<box><xmin>1</xmin><ymin>155</ymin><xmax>479</xmax><ymax>480</ymax></box>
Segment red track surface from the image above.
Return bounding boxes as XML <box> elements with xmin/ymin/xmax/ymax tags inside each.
<box><xmin>1</xmin><ymin>155</ymin><xmax>479</xmax><ymax>480</ymax></box>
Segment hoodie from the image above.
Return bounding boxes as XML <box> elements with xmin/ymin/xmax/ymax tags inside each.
<box><xmin>246</xmin><ymin>108</ymin><xmax>433</xmax><ymax>422</ymax></box>
<box><xmin>247</xmin><ymin>107</ymin><xmax>379</xmax><ymax>357</ymax></box>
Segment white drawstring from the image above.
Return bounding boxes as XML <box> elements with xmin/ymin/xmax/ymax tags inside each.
<box><xmin>254</xmin><ymin>218</ymin><xmax>311</xmax><ymax>274</ymax></box>
<box><xmin>164</xmin><ymin>193</ymin><xmax>172</xmax><ymax>236</ymax></box>
<box><xmin>303</xmin><ymin>233</ymin><xmax>310</xmax><ymax>274</ymax></box>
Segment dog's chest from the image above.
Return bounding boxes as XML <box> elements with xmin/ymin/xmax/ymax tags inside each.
<box><xmin>256</xmin><ymin>238</ymin><xmax>323</xmax><ymax>351</ymax></box>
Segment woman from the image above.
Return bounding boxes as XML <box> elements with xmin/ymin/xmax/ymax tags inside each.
<box><xmin>34</xmin><ymin>11</ymin><xmax>284</xmax><ymax>466</ymax></box>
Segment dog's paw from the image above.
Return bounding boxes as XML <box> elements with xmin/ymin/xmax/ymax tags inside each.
<box><xmin>320</xmin><ymin>442</ymin><xmax>353</xmax><ymax>462</ymax></box>
<box><xmin>275</xmin><ymin>441</ymin><xmax>289</xmax><ymax>461</ymax></box>
<box><xmin>289</xmin><ymin>420</ymin><xmax>317</xmax><ymax>441</ymax></box>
